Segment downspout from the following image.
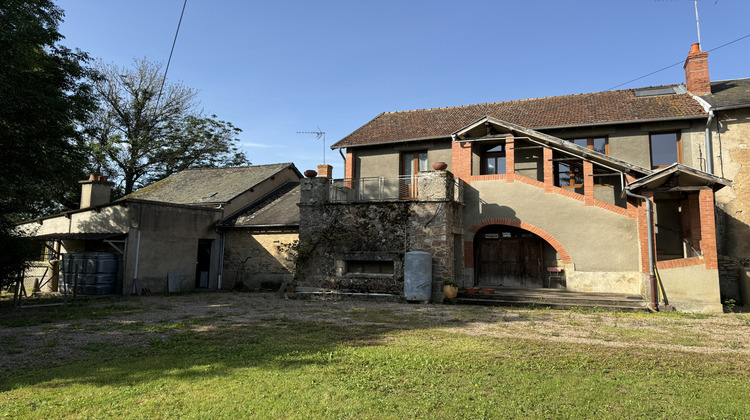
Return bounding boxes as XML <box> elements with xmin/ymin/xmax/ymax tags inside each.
<box><xmin>624</xmin><ymin>183</ymin><xmax>658</xmax><ymax>311</ymax></box>
<box><xmin>689</xmin><ymin>93</ymin><xmax>714</xmax><ymax>174</ymax></box>
<box><xmin>705</xmin><ymin>108</ymin><xmax>714</xmax><ymax>174</ymax></box>
<box><xmin>217</xmin><ymin>228</ymin><xmax>225</xmax><ymax>290</ymax></box>
<box><xmin>133</xmin><ymin>230</ymin><xmax>141</xmax><ymax>295</ymax></box>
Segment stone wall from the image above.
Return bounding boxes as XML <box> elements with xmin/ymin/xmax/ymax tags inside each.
<box><xmin>297</xmin><ymin>174</ymin><xmax>462</xmax><ymax>299</ymax></box>
<box><xmin>223</xmin><ymin>229</ymin><xmax>297</xmax><ymax>290</ymax></box>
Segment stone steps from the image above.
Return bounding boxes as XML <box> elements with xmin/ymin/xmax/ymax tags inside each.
<box><xmin>454</xmin><ymin>287</ymin><xmax>649</xmax><ymax>312</ymax></box>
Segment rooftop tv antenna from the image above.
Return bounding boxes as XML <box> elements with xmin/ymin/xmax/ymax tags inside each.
<box><xmin>694</xmin><ymin>0</ymin><xmax>702</xmax><ymax>45</ymax></box>
<box><xmin>297</xmin><ymin>128</ymin><xmax>326</xmax><ymax>165</ymax></box>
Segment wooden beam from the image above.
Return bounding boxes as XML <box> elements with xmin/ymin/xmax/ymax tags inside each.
<box><xmin>549</xmin><ymin>157</ymin><xmax>581</xmax><ymax>162</ymax></box>
<box><xmin>513</xmin><ymin>145</ymin><xmax>545</xmax><ymax>150</ymax></box>
<box><xmin>649</xmin><ymin>185</ymin><xmax>712</xmax><ymax>193</ymax></box>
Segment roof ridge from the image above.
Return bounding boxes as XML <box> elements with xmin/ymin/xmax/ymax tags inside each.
<box><xmin>381</xmin><ymin>84</ymin><xmax>684</xmax><ymax>115</ymax></box>
<box><xmin>182</xmin><ymin>162</ymin><xmax>292</xmax><ymax>171</ymax></box>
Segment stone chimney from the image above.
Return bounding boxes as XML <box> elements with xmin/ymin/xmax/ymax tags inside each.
<box><xmin>317</xmin><ymin>164</ymin><xmax>333</xmax><ymax>179</ymax></box>
<box><xmin>79</xmin><ymin>174</ymin><xmax>113</xmax><ymax>209</ymax></box>
<box><xmin>684</xmin><ymin>42</ymin><xmax>711</xmax><ymax>95</ymax></box>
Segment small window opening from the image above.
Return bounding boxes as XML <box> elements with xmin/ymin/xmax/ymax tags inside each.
<box><xmin>346</xmin><ymin>260</ymin><xmax>394</xmax><ymax>274</ymax></box>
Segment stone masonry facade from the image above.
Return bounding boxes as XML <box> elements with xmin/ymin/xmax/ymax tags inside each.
<box><xmin>297</xmin><ymin>173</ymin><xmax>462</xmax><ymax>299</ymax></box>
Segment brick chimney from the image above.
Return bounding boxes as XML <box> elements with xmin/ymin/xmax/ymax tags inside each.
<box><xmin>79</xmin><ymin>174</ymin><xmax>113</xmax><ymax>209</ymax></box>
<box><xmin>684</xmin><ymin>42</ymin><xmax>711</xmax><ymax>95</ymax></box>
<box><xmin>317</xmin><ymin>164</ymin><xmax>333</xmax><ymax>179</ymax></box>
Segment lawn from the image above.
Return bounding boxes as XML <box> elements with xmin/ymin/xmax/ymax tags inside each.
<box><xmin>1</xmin><ymin>293</ymin><xmax>750</xmax><ymax>419</ymax></box>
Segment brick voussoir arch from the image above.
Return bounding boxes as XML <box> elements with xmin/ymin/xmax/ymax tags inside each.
<box><xmin>468</xmin><ymin>218</ymin><xmax>573</xmax><ymax>264</ymax></box>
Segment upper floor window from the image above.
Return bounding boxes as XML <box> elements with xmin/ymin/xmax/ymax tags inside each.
<box><xmin>481</xmin><ymin>145</ymin><xmax>506</xmax><ymax>175</ymax></box>
<box><xmin>650</xmin><ymin>132</ymin><xmax>681</xmax><ymax>169</ymax></box>
<box><xmin>570</xmin><ymin>137</ymin><xmax>608</xmax><ymax>155</ymax></box>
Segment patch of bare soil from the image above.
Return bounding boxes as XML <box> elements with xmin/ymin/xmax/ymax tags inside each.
<box><xmin>2</xmin><ymin>292</ymin><xmax>749</xmax><ymax>371</ymax></box>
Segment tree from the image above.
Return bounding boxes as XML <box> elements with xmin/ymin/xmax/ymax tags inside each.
<box><xmin>0</xmin><ymin>0</ymin><xmax>96</xmax><ymax>286</ymax></box>
<box><xmin>87</xmin><ymin>58</ymin><xmax>248</xmax><ymax>195</ymax></box>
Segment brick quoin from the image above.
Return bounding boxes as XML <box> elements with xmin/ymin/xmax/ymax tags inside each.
<box><xmin>699</xmin><ymin>189</ymin><xmax>718</xmax><ymax>270</ymax></box>
<box><xmin>463</xmin><ymin>241</ymin><xmax>474</xmax><ymax>268</ymax></box>
<box><xmin>505</xmin><ymin>134</ymin><xmax>515</xmax><ymax>183</ymax></box>
<box><xmin>583</xmin><ymin>161</ymin><xmax>594</xmax><ymax>206</ymax></box>
<box><xmin>344</xmin><ymin>151</ymin><xmax>355</xmax><ymax>179</ymax></box>
<box><xmin>543</xmin><ymin>147</ymin><xmax>554</xmax><ymax>192</ymax></box>
<box><xmin>468</xmin><ymin>218</ymin><xmax>572</xmax><ymax>264</ymax></box>
<box><xmin>451</xmin><ymin>140</ymin><xmax>472</xmax><ymax>184</ymax></box>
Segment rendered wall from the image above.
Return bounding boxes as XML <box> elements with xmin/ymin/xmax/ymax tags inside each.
<box><xmin>464</xmin><ymin>179</ymin><xmax>642</xmax><ymax>294</ymax></box>
<box><xmin>658</xmin><ymin>263</ymin><xmax>723</xmax><ymax>313</ymax></box>
<box><xmin>223</xmin><ymin>230</ymin><xmax>297</xmax><ymax>290</ymax></box>
<box><xmin>121</xmin><ymin>202</ymin><xmax>222</xmax><ymax>294</ymax></box>
<box><xmin>355</xmin><ymin>141</ymin><xmax>453</xmax><ymax>179</ymax></box>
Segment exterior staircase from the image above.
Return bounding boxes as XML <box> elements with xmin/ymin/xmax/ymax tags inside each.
<box><xmin>454</xmin><ymin>287</ymin><xmax>649</xmax><ymax>312</ymax></box>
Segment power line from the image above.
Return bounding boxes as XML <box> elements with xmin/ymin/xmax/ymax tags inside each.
<box><xmin>606</xmin><ymin>32</ymin><xmax>750</xmax><ymax>91</ymax></box>
<box><xmin>155</xmin><ymin>0</ymin><xmax>188</xmax><ymax>109</ymax></box>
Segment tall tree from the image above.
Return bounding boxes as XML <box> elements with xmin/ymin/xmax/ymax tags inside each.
<box><xmin>87</xmin><ymin>59</ymin><xmax>248</xmax><ymax>195</ymax></box>
<box><xmin>0</xmin><ymin>0</ymin><xmax>96</xmax><ymax>285</ymax></box>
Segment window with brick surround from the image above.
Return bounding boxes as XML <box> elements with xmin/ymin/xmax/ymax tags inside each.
<box><xmin>650</xmin><ymin>132</ymin><xmax>681</xmax><ymax>169</ymax></box>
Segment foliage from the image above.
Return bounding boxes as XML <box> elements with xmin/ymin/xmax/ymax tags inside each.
<box><xmin>0</xmin><ymin>0</ymin><xmax>96</xmax><ymax>287</ymax></box>
<box><xmin>86</xmin><ymin>58</ymin><xmax>249</xmax><ymax>195</ymax></box>
<box><xmin>443</xmin><ymin>279</ymin><xmax>458</xmax><ymax>287</ymax></box>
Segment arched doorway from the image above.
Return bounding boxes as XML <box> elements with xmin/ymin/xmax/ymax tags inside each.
<box><xmin>474</xmin><ymin>225</ymin><xmax>544</xmax><ymax>288</ymax></box>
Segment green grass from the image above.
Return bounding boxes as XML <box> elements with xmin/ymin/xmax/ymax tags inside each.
<box><xmin>2</xmin><ymin>310</ymin><xmax>750</xmax><ymax>419</ymax></box>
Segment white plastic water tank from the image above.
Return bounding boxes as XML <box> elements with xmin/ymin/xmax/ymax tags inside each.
<box><xmin>404</xmin><ymin>251</ymin><xmax>432</xmax><ymax>302</ymax></box>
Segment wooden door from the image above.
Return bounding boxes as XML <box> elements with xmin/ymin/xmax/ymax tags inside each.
<box><xmin>476</xmin><ymin>234</ymin><xmax>543</xmax><ymax>288</ymax></box>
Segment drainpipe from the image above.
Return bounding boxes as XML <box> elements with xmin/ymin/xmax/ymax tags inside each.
<box><xmin>624</xmin><ymin>187</ymin><xmax>658</xmax><ymax>311</ymax></box>
<box><xmin>704</xmin><ymin>108</ymin><xmax>714</xmax><ymax>174</ymax></box>
<box><xmin>690</xmin><ymin>93</ymin><xmax>715</xmax><ymax>175</ymax></box>
<box><xmin>133</xmin><ymin>230</ymin><xmax>141</xmax><ymax>295</ymax></box>
<box><xmin>217</xmin><ymin>229</ymin><xmax>225</xmax><ymax>290</ymax></box>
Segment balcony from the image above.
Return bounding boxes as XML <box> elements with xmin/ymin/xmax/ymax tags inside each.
<box><xmin>328</xmin><ymin>172</ymin><xmax>462</xmax><ymax>203</ymax></box>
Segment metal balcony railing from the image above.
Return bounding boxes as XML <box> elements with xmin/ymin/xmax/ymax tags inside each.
<box><xmin>329</xmin><ymin>173</ymin><xmax>462</xmax><ymax>203</ymax></box>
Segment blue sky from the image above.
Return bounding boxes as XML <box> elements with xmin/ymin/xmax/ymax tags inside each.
<box><xmin>56</xmin><ymin>0</ymin><xmax>750</xmax><ymax>178</ymax></box>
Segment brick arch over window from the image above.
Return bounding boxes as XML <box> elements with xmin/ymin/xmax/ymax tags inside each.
<box><xmin>468</xmin><ymin>218</ymin><xmax>573</xmax><ymax>264</ymax></box>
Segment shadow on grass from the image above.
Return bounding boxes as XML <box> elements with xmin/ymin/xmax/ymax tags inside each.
<box><xmin>0</xmin><ymin>299</ymin><xmax>492</xmax><ymax>392</ymax></box>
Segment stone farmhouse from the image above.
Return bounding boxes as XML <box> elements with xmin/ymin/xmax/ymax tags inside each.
<box><xmin>19</xmin><ymin>163</ymin><xmax>302</xmax><ymax>295</ymax></box>
<box><xmin>295</xmin><ymin>43</ymin><xmax>750</xmax><ymax>313</ymax></box>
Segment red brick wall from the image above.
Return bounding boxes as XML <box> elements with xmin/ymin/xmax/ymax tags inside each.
<box><xmin>699</xmin><ymin>189</ymin><xmax>718</xmax><ymax>269</ymax></box>
<box><xmin>583</xmin><ymin>161</ymin><xmax>594</xmax><ymax>206</ymax></box>
<box><xmin>684</xmin><ymin>43</ymin><xmax>710</xmax><ymax>95</ymax></box>
<box><xmin>543</xmin><ymin>147</ymin><xmax>554</xmax><ymax>193</ymax></box>
<box><xmin>451</xmin><ymin>140</ymin><xmax>472</xmax><ymax>184</ymax></box>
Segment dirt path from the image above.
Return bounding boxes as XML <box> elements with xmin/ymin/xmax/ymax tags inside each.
<box><xmin>2</xmin><ymin>292</ymin><xmax>750</xmax><ymax>371</ymax></box>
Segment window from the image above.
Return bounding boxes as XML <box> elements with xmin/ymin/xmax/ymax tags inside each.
<box><xmin>400</xmin><ymin>151</ymin><xmax>428</xmax><ymax>198</ymax></box>
<box><xmin>556</xmin><ymin>162</ymin><xmax>583</xmax><ymax>187</ymax></box>
<box><xmin>481</xmin><ymin>145</ymin><xmax>506</xmax><ymax>175</ymax></box>
<box><xmin>346</xmin><ymin>260</ymin><xmax>394</xmax><ymax>275</ymax></box>
<box><xmin>569</xmin><ymin>137</ymin><xmax>608</xmax><ymax>155</ymax></box>
<box><xmin>650</xmin><ymin>132</ymin><xmax>681</xmax><ymax>168</ymax></box>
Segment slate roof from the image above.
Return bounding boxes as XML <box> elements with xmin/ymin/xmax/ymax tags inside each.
<box><xmin>127</xmin><ymin>163</ymin><xmax>297</xmax><ymax>206</ymax></box>
<box><xmin>223</xmin><ymin>182</ymin><xmax>300</xmax><ymax>228</ymax></box>
<box><xmin>331</xmin><ymin>85</ymin><xmax>708</xmax><ymax>149</ymax></box>
<box><xmin>703</xmin><ymin>78</ymin><xmax>750</xmax><ymax>109</ymax></box>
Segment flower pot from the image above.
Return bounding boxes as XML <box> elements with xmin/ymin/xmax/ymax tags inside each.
<box><xmin>304</xmin><ymin>170</ymin><xmax>318</xmax><ymax>178</ymax></box>
<box><xmin>432</xmin><ymin>161</ymin><xmax>448</xmax><ymax>171</ymax></box>
<box><xmin>443</xmin><ymin>285</ymin><xmax>458</xmax><ymax>299</ymax></box>
<box><xmin>481</xmin><ymin>288</ymin><xmax>495</xmax><ymax>295</ymax></box>
<box><xmin>465</xmin><ymin>287</ymin><xmax>480</xmax><ymax>295</ymax></box>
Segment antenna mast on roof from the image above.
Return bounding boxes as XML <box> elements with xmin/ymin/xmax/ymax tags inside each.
<box><xmin>297</xmin><ymin>128</ymin><xmax>326</xmax><ymax>165</ymax></box>
<box><xmin>694</xmin><ymin>0</ymin><xmax>702</xmax><ymax>45</ymax></box>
